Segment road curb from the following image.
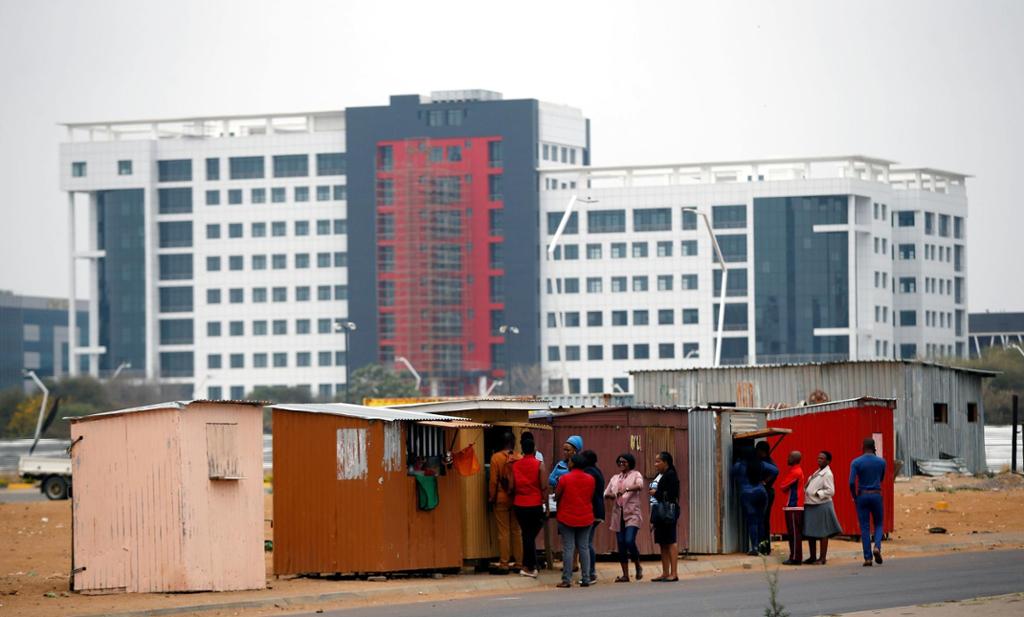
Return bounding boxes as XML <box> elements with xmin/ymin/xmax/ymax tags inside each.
<box><xmin>74</xmin><ymin>537</ymin><xmax>1024</xmax><ymax>617</ymax></box>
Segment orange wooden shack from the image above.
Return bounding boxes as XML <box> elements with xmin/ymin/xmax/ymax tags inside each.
<box><xmin>271</xmin><ymin>403</ymin><xmax>482</xmax><ymax>575</ymax></box>
<box><xmin>69</xmin><ymin>400</ymin><xmax>266</xmax><ymax>594</ymax></box>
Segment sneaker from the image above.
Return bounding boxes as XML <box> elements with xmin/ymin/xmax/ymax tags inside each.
<box><xmin>579</xmin><ymin>580</ymin><xmax>591</xmax><ymax>587</ymax></box>
<box><xmin>519</xmin><ymin>569</ymin><xmax>538</xmax><ymax>579</ymax></box>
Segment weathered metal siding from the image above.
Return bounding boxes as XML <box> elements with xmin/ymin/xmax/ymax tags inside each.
<box><xmin>686</xmin><ymin>411</ymin><xmax>719</xmax><ymax>554</ymax></box>
<box><xmin>71</xmin><ymin>403</ymin><xmax>264</xmax><ymax>593</ymax></box>
<box><xmin>768</xmin><ymin>402</ymin><xmax>895</xmax><ymax>536</ymax></box>
<box><xmin>272</xmin><ymin>410</ymin><xmax>463</xmax><ymax>575</ymax></box>
<box><xmin>550</xmin><ymin>409</ymin><xmax>689</xmax><ymax>555</ymax></box>
<box><xmin>634</xmin><ymin>362</ymin><xmax>987</xmax><ymax>475</ymax></box>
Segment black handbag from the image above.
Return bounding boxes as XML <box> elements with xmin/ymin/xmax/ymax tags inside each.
<box><xmin>652</xmin><ymin>501</ymin><xmax>679</xmax><ymax>525</ymax></box>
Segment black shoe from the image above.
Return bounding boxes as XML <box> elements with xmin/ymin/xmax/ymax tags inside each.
<box><xmin>873</xmin><ymin>548</ymin><xmax>883</xmax><ymax>565</ymax></box>
<box><xmin>802</xmin><ymin>557</ymin><xmax>817</xmax><ymax>565</ymax></box>
<box><xmin>747</xmin><ymin>550</ymin><xmax>759</xmax><ymax>556</ymax></box>
<box><xmin>782</xmin><ymin>559</ymin><xmax>801</xmax><ymax>566</ymax></box>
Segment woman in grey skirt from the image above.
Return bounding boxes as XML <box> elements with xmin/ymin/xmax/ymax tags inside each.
<box><xmin>803</xmin><ymin>451</ymin><xmax>842</xmax><ymax>564</ymax></box>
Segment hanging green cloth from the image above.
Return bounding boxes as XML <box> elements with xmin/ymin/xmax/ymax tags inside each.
<box><xmin>415</xmin><ymin>474</ymin><xmax>439</xmax><ymax>511</ymax></box>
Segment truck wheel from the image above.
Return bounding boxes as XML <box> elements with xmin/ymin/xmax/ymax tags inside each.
<box><xmin>42</xmin><ymin>476</ymin><xmax>69</xmax><ymax>500</ymax></box>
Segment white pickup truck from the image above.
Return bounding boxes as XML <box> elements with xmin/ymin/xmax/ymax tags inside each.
<box><xmin>18</xmin><ymin>454</ymin><xmax>72</xmax><ymax>500</ymax></box>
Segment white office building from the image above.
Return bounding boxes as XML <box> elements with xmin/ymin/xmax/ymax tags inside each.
<box><xmin>59</xmin><ymin>112</ymin><xmax>351</xmax><ymax>400</ymax></box>
<box><xmin>538</xmin><ymin>156</ymin><xmax>968</xmax><ymax>394</ymax></box>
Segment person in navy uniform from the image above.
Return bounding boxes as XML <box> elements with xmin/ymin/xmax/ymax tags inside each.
<box><xmin>850</xmin><ymin>438</ymin><xmax>887</xmax><ymax>567</ymax></box>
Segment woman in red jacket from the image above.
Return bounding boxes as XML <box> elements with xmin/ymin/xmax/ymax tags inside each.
<box><xmin>510</xmin><ymin>436</ymin><xmax>548</xmax><ymax>578</ymax></box>
<box><xmin>554</xmin><ymin>453</ymin><xmax>595</xmax><ymax>588</ymax></box>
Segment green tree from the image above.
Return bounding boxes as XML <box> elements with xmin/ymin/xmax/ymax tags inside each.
<box><xmin>953</xmin><ymin>346</ymin><xmax>1024</xmax><ymax>424</ymax></box>
<box><xmin>0</xmin><ymin>386</ymin><xmax>27</xmax><ymax>437</ymax></box>
<box><xmin>342</xmin><ymin>364</ymin><xmax>420</xmax><ymax>404</ymax></box>
<box><xmin>247</xmin><ymin>385</ymin><xmax>316</xmax><ymax>432</ymax></box>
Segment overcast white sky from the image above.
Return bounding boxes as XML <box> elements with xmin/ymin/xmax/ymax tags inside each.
<box><xmin>1</xmin><ymin>0</ymin><xmax>1021</xmax><ymax>310</ymax></box>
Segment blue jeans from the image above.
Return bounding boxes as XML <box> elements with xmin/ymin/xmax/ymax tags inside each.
<box><xmin>856</xmin><ymin>493</ymin><xmax>884</xmax><ymax>560</ymax></box>
<box><xmin>741</xmin><ymin>486</ymin><xmax>767</xmax><ymax>552</ymax></box>
<box><xmin>588</xmin><ymin>522</ymin><xmax>599</xmax><ymax>579</ymax></box>
<box><xmin>558</xmin><ymin>522</ymin><xmax>592</xmax><ymax>584</ymax></box>
<box><xmin>616</xmin><ymin>525</ymin><xmax>640</xmax><ymax>563</ymax></box>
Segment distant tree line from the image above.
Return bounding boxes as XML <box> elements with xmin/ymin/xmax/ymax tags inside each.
<box><xmin>953</xmin><ymin>346</ymin><xmax>1024</xmax><ymax>424</ymax></box>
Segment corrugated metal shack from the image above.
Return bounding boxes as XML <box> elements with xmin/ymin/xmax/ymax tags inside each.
<box><xmin>271</xmin><ymin>403</ymin><xmax>481</xmax><ymax>575</ymax></box>
<box><xmin>632</xmin><ymin>361</ymin><xmax>993</xmax><ymax>476</ymax></box>
<box><xmin>69</xmin><ymin>400</ymin><xmax>266</xmax><ymax>594</ymax></box>
<box><xmin>387</xmin><ymin>398</ymin><xmax>551</xmax><ymax>562</ymax></box>
<box><xmin>548</xmin><ymin>406</ymin><xmax>689</xmax><ymax>556</ymax></box>
<box><xmin>767</xmin><ymin>398</ymin><xmax>896</xmax><ymax>536</ymax></box>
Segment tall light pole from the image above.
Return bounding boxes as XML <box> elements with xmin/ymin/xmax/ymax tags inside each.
<box><xmin>498</xmin><ymin>324</ymin><xmax>519</xmax><ymax>394</ymax></box>
<box><xmin>681</xmin><ymin>206</ymin><xmax>728</xmax><ymax>367</ymax></box>
<box><xmin>110</xmin><ymin>361</ymin><xmax>131</xmax><ymax>382</ymax></box>
<box><xmin>547</xmin><ymin>194</ymin><xmax>598</xmax><ymax>394</ymax></box>
<box><xmin>395</xmin><ymin>356</ymin><xmax>422</xmax><ymax>390</ymax></box>
<box><xmin>335</xmin><ymin>320</ymin><xmax>357</xmax><ymax>401</ymax></box>
<box><xmin>23</xmin><ymin>370</ymin><xmax>49</xmax><ymax>455</ymax></box>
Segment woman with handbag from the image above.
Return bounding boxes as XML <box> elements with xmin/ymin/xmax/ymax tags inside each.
<box><xmin>648</xmin><ymin>451</ymin><xmax>680</xmax><ymax>582</ymax></box>
<box><xmin>604</xmin><ymin>453</ymin><xmax>644</xmax><ymax>582</ymax></box>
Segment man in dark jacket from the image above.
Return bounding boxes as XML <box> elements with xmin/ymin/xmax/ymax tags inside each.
<box><xmin>581</xmin><ymin>450</ymin><xmax>605</xmax><ymax>583</ymax></box>
<box><xmin>756</xmin><ymin>441</ymin><xmax>777</xmax><ymax>555</ymax></box>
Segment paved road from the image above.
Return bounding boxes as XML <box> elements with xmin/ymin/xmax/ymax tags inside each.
<box><xmin>0</xmin><ymin>488</ymin><xmax>46</xmax><ymax>503</ymax></box>
<box><xmin>308</xmin><ymin>550</ymin><xmax>1024</xmax><ymax>617</ymax></box>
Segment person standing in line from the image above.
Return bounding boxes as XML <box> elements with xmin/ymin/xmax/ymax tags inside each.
<box><xmin>580</xmin><ymin>450</ymin><xmax>605</xmax><ymax>584</ymax></box>
<box><xmin>776</xmin><ymin>450</ymin><xmax>806</xmax><ymax>565</ymax></box>
<box><xmin>549</xmin><ymin>435</ymin><xmax>583</xmax><ymax>488</ymax></box>
<box><xmin>510</xmin><ymin>436</ymin><xmax>548</xmax><ymax>578</ymax></box>
<box><xmin>521</xmin><ymin>431</ymin><xmax>544</xmax><ymax>463</ymax></box>
<box><xmin>756</xmin><ymin>441</ymin><xmax>778</xmax><ymax>555</ymax></box>
<box><xmin>732</xmin><ymin>446</ymin><xmax>778</xmax><ymax>556</ymax></box>
<box><xmin>554</xmin><ymin>454</ymin><xmax>595</xmax><ymax>588</ymax></box>
<box><xmin>488</xmin><ymin>432</ymin><xmax>522</xmax><ymax>573</ymax></box>
<box><xmin>649</xmin><ymin>451</ymin><xmax>680</xmax><ymax>582</ymax></box>
<box><xmin>604</xmin><ymin>453</ymin><xmax>644</xmax><ymax>582</ymax></box>
<box><xmin>803</xmin><ymin>450</ymin><xmax>842</xmax><ymax>564</ymax></box>
<box><xmin>850</xmin><ymin>438</ymin><xmax>887</xmax><ymax>567</ymax></box>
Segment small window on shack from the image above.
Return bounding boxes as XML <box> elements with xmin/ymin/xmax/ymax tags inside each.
<box><xmin>206</xmin><ymin>423</ymin><xmax>241</xmax><ymax>479</ymax></box>
<box><xmin>408</xmin><ymin>423</ymin><xmax>447</xmax><ymax>476</ymax></box>
<box><xmin>966</xmin><ymin>402</ymin><xmax>978</xmax><ymax>423</ymax></box>
<box><xmin>933</xmin><ymin>403</ymin><xmax>949</xmax><ymax>424</ymax></box>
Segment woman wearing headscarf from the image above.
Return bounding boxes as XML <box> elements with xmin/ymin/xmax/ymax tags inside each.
<box><xmin>604</xmin><ymin>452</ymin><xmax>644</xmax><ymax>582</ymax></box>
<box><xmin>549</xmin><ymin>435</ymin><xmax>583</xmax><ymax>488</ymax></box>
<box><xmin>803</xmin><ymin>450</ymin><xmax>842</xmax><ymax>564</ymax></box>
<box><xmin>554</xmin><ymin>453</ymin><xmax>595</xmax><ymax>588</ymax></box>
<box><xmin>649</xmin><ymin>451</ymin><xmax>680</xmax><ymax>582</ymax></box>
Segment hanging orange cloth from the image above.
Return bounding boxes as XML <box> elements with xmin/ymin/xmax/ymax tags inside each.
<box><xmin>452</xmin><ymin>443</ymin><xmax>481</xmax><ymax>477</ymax></box>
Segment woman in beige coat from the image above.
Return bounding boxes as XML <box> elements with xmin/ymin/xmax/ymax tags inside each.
<box><xmin>603</xmin><ymin>453</ymin><xmax>644</xmax><ymax>582</ymax></box>
<box><xmin>803</xmin><ymin>450</ymin><xmax>843</xmax><ymax>564</ymax></box>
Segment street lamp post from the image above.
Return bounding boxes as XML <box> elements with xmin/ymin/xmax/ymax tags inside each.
<box><xmin>22</xmin><ymin>370</ymin><xmax>49</xmax><ymax>455</ymax></box>
<box><xmin>498</xmin><ymin>324</ymin><xmax>520</xmax><ymax>394</ymax></box>
<box><xmin>395</xmin><ymin>356</ymin><xmax>422</xmax><ymax>390</ymax></box>
<box><xmin>335</xmin><ymin>320</ymin><xmax>357</xmax><ymax>401</ymax></box>
<box><xmin>681</xmin><ymin>206</ymin><xmax>728</xmax><ymax>367</ymax></box>
<box><xmin>547</xmin><ymin>194</ymin><xmax>598</xmax><ymax>394</ymax></box>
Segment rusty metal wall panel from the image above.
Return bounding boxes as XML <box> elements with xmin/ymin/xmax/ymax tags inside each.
<box><xmin>634</xmin><ymin>362</ymin><xmax>988</xmax><ymax>475</ymax></box>
<box><xmin>273</xmin><ymin>410</ymin><xmax>463</xmax><ymax>574</ymax></box>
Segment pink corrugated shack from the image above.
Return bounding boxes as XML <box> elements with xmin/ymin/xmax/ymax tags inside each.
<box><xmin>68</xmin><ymin>400</ymin><xmax>266</xmax><ymax>594</ymax></box>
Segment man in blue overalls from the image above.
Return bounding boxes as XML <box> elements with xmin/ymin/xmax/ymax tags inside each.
<box><xmin>850</xmin><ymin>438</ymin><xmax>886</xmax><ymax>567</ymax></box>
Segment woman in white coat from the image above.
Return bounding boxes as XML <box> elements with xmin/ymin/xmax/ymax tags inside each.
<box><xmin>803</xmin><ymin>450</ymin><xmax>843</xmax><ymax>564</ymax></box>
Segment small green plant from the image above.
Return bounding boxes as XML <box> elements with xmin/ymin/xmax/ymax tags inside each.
<box><xmin>762</xmin><ymin>556</ymin><xmax>789</xmax><ymax>617</ymax></box>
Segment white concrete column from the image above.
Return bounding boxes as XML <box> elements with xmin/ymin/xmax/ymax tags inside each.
<box><xmin>67</xmin><ymin>192</ymin><xmax>78</xmax><ymax>376</ymax></box>
<box><xmin>143</xmin><ymin>187</ymin><xmax>157</xmax><ymax>380</ymax></box>
<box><xmin>87</xmin><ymin>192</ymin><xmax>100</xmax><ymax>377</ymax></box>
<box><xmin>847</xmin><ymin>195</ymin><xmax>859</xmax><ymax>359</ymax></box>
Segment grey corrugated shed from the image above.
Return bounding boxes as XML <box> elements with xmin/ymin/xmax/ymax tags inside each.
<box><xmin>632</xmin><ymin>361</ymin><xmax>989</xmax><ymax>475</ymax></box>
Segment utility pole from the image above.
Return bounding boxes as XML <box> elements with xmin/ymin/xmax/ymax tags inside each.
<box><xmin>1013</xmin><ymin>394</ymin><xmax>1019</xmax><ymax>473</ymax></box>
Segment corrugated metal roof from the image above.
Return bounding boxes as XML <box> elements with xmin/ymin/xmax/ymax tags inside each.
<box><xmin>271</xmin><ymin>402</ymin><xmax>469</xmax><ymax>422</ymax></box>
<box><xmin>67</xmin><ymin>399</ymin><xmax>267</xmax><ymax>422</ymax></box>
<box><xmin>390</xmin><ymin>399</ymin><xmax>547</xmax><ymax>413</ymax></box>
<box><xmin>629</xmin><ymin>359</ymin><xmax>999</xmax><ymax>378</ymax></box>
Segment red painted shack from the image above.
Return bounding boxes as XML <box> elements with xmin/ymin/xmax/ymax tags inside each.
<box><xmin>549</xmin><ymin>406</ymin><xmax>689</xmax><ymax>555</ymax></box>
<box><xmin>767</xmin><ymin>397</ymin><xmax>896</xmax><ymax>536</ymax></box>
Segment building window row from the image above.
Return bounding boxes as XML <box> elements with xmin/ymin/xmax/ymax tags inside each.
<box><xmin>205</xmin><ymin>284</ymin><xmax>348</xmax><ymax>305</ymax></box>
<box><xmin>924</xmin><ymin>277</ymin><xmax>954</xmax><ymax>296</ymax></box>
<box><xmin>541</xmin><ymin>143</ymin><xmax>579</xmax><ymax>165</ymax></box>
<box><xmin>204</xmin><ymin>252</ymin><xmax>347</xmax><ymax>272</ymax></box>
<box><xmin>207</xmin><ymin>349</ymin><xmax>347</xmax><ymax>370</ymax></box>
<box><xmin>206</xmin><ymin>317</ymin><xmax>350</xmax><ymax>338</ymax></box>
<box><xmin>547</xmin><ymin>376</ymin><xmax>630</xmax><ymax>396</ymax></box>
<box><xmin>205</xmin><ymin>218</ymin><xmax>346</xmax><ymax>240</ymax></box>
<box><xmin>544</xmin><ymin>205</ymin><xmax>744</xmax><ymax>235</ymax></box>
<box><xmin>545</xmin><ymin>308</ymin><xmax>700</xmax><ymax>328</ymax></box>
<box><xmin>205</xmin><ymin>184</ymin><xmax>346</xmax><ymax>206</ymax></box>
<box><xmin>923</xmin><ymin>243</ymin><xmax>953</xmax><ymax>263</ymax></box>
<box><xmin>546</xmin><ymin>273</ymin><xmax>699</xmax><ymax>294</ymax></box>
<box><xmin>924</xmin><ymin>310</ymin><xmax>956</xmax><ymax>329</ymax></box>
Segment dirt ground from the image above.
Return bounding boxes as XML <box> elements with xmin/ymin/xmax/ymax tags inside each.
<box><xmin>1</xmin><ymin>474</ymin><xmax>1022</xmax><ymax>617</ymax></box>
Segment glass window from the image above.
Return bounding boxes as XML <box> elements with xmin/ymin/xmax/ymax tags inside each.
<box><xmin>251</xmin><ymin>222</ymin><xmax>266</xmax><ymax>237</ymax></box>
<box><xmin>158</xmin><ymin>221</ymin><xmax>192</xmax><ymax>248</ymax></box>
<box><xmin>205</xmin><ymin>158</ymin><xmax>219</xmax><ymax>180</ymax></box>
<box><xmin>272</xmin><ymin>287</ymin><xmax>287</xmax><ymax>302</ymax></box>
<box><xmin>899</xmin><ymin>244</ymin><xmax>916</xmax><ymax>260</ymax></box>
<box><xmin>897</xmin><ymin>211</ymin><xmax>916</xmax><ymax>227</ymax></box>
<box><xmin>228</xmin><ymin>223</ymin><xmax>242</xmax><ymax>238</ymax></box>
<box><xmin>229</xmin><ymin>321</ymin><xmax>244</xmax><ymax>336</ymax></box>
<box><xmin>447</xmin><ymin>145</ymin><xmax>462</xmax><ymax>162</ymax></box>
<box><xmin>659</xmin><ymin>343</ymin><xmax>675</xmax><ymax>359</ymax></box>
<box><xmin>71</xmin><ymin>161</ymin><xmax>86</xmax><ymax>177</ymax></box>
<box><xmin>252</xmin><ymin>287</ymin><xmax>267</xmax><ymax>303</ymax></box>
<box><xmin>228</xmin><ymin>255</ymin><xmax>243</xmax><ymax>271</ymax></box>
<box><xmin>318</xmin><ymin>285</ymin><xmax>331</xmax><ymax>300</ymax></box>
<box><xmin>488</xmin><ymin>141</ymin><xmax>503</xmax><ymax>167</ymax></box>
<box><xmin>272</xmin><ymin>221</ymin><xmax>286</xmax><ymax>237</ymax></box>
<box><xmin>253</xmin><ymin>353</ymin><xmax>267</xmax><ymax>368</ymax></box>
<box><xmin>587</xmin><ymin>346</ymin><xmax>603</xmax><ymax>361</ymax></box>
<box><xmin>159</xmin><ymin>286</ymin><xmax>193</xmax><ymax>313</ymax></box>
<box><xmin>317</xmin><ymin>252</ymin><xmax>331</xmax><ymax>268</ymax></box>
<box><xmin>251</xmin><ymin>188</ymin><xmax>266</xmax><ymax>203</ymax></box>
<box><xmin>680</xmin><ymin>274</ymin><xmax>698</xmax><ymax>290</ymax></box>
<box><xmin>713</xmin><ymin>269</ymin><xmax>748</xmax><ymax>297</ymax></box>
<box><xmin>611</xmin><ymin>277</ymin><xmax>627</xmax><ymax>292</ymax></box>
<box><xmin>682</xmin><ymin>308</ymin><xmax>699</xmax><ymax>324</ymax></box>
<box><xmin>295</xmin><ymin>253</ymin><xmax>309</xmax><ymax>269</ymax></box>
<box><xmin>900</xmin><ymin>310</ymin><xmax>917</xmax><ymax>326</ymax></box>
<box><xmin>611</xmin><ymin>310</ymin><xmax>628</xmax><ymax>326</ymax></box>
<box><xmin>228</xmin><ymin>189</ymin><xmax>242</xmax><ymax>205</ymax></box>
<box><xmin>157</xmin><ymin>159</ymin><xmax>192</xmax><ymax>182</ymax></box>
<box><xmin>681</xmin><ymin>240</ymin><xmax>698</xmax><ymax>256</ymax></box>
<box><xmin>228</xmin><ymin>288</ymin><xmax>243</xmax><ymax>303</ymax></box>
<box><xmin>656</xmin><ymin>241</ymin><xmax>673</xmax><ymax>257</ymax></box>
<box><xmin>547</xmin><ymin>346</ymin><xmax>560</xmax><ymax>362</ymax></box>
<box><xmin>271</xmin><ymin>187</ymin><xmax>286</xmax><ymax>203</ymax></box>
<box><xmin>547</xmin><ymin>212</ymin><xmax>578</xmax><ymax>235</ymax></box>
<box><xmin>610</xmin><ymin>243</ymin><xmax>626</xmax><ymax>258</ymax></box>
<box><xmin>658</xmin><ymin>309</ymin><xmax>674</xmax><ymax>325</ymax></box>
<box><xmin>488</xmin><ymin>174</ymin><xmax>503</xmax><ymax>201</ymax></box>
<box><xmin>316</xmin><ymin>219</ymin><xmax>330</xmax><ymax>235</ymax></box>
<box><xmin>633</xmin><ymin>344</ymin><xmax>650</xmax><ymax>359</ymax></box>
<box><xmin>296</xmin><ymin>319</ymin><xmax>310</xmax><ymax>334</ymax></box>
<box><xmin>682</xmin><ymin>343</ymin><xmax>699</xmax><ymax>358</ymax></box>
<box><xmin>587</xmin><ymin>311</ymin><xmax>603</xmax><ymax>326</ymax></box>
<box><xmin>317</xmin><ymin>185</ymin><xmax>330</xmax><ymax>201</ymax></box>
<box><xmin>712</xmin><ymin>205</ymin><xmax>746</xmax><ymax>229</ymax></box>
<box><xmin>586</xmin><ymin>243</ymin><xmax>602</xmax><ymax>259</ymax></box>
<box><xmin>612</xmin><ymin>344</ymin><xmax>629</xmax><ymax>360</ymax></box>
<box><xmin>715</xmin><ymin>234</ymin><xmax>747</xmax><ymax>262</ymax></box>
<box><xmin>296</xmin><ymin>286</ymin><xmax>310</xmax><ymax>302</ymax></box>
<box><xmin>272</xmin><ymin>254</ymin><xmax>286</xmax><ymax>269</ymax></box>
<box><xmin>208</xmin><ymin>354</ymin><xmax>222</xmax><ymax>369</ymax></box>
<box><xmin>938</xmin><ymin>214</ymin><xmax>950</xmax><ymax>237</ymax></box>
<box><xmin>206</xmin><ymin>289</ymin><xmax>221</xmax><ymax>304</ymax></box>
<box><xmin>159</xmin><ymin>254</ymin><xmax>192</xmax><ymax>280</ymax></box>
<box><xmin>230</xmin><ymin>353</ymin><xmax>244</xmax><ymax>368</ymax></box>
<box><xmin>253</xmin><ymin>320</ymin><xmax>267</xmax><ymax>336</ymax></box>
<box><xmin>565</xmin><ymin>346</ymin><xmax>580</xmax><ymax>361</ymax></box>
<box><xmin>207</xmin><ymin>322</ymin><xmax>222</xmax><ymax>337</ymax></box>
<box><xmin>713</xmin><ymin>303</ymin><xmax>749</xmax><ymax>331</ymax></box>
<box><xmin>333</xmin><ymin>219</ymin><xmax>347</xmax><ymax>234</ymax></box>
<box><xmin>206</xmin><ymin>223</ymin><xmax>220</xmax><ymax>239</ymax></box>
<box><xmin>953</xmin><ymin>216</ymin><xmax>964</xmax><ymax>239</ymax></box>
<box><xmin>317</xmin><ymin>318</ymin><xmax>331</xmax><ymax>334</ymax></box>
<box><xmin>273</xmin><ymin>154</ymin><xmax>308</xmax><ymax>178</ymax></box>
<box><xmin>333</xmin><ymin>185</ymin><xmax>347</xmax><ymax>200</ymax></box>
<box><xmin>295</xmin><ymin>186</ymin><xmax>309</xmax><ymax>202</ymax></box>
<box><xmin>632</xmin><ymin>242</ymin><xmax>648</xmax><ymax>258</ymax></box>
<box><xmin>229</xmin><ymin>156</ymin><xmax>264</xmax><ymax>179</ymax></box>
<box><xmin>334</xmin><ymin>252</ymin><xmax>347</xmax><ymax>267</ymax></box>
<box><xmin>206</xmin><ymin>256</ymin><xmax>220</xmax><ymax>272</ymax></box>
<box><xmin>205</xmin><ymin>190</ymin><xmax>220</xmax><ymax>206</ymax></box>
<box><xmin>295</xmin><ymin>220</ymin><xmax>309</xmax><ymax>236</ymax></box>
<box><xmin>924</xmin><ymin>212</ymin><xmax>935</xmax><ymax>235</ymax></box>
<box><xmin>118</xmin><ymin>160</ymin><xmax>133</xmax><ymax>176</ymax></box>
<box><xmin>633</xmin><ymin>208</ymin><xmax>672</xmax><ymax>232</ymax></box>
<box><xmin>899</xmin><ymin>277</ymin><xmax>917</xmax><ymax>293</ymax></box>
<box><xmin>681</xmin><ymin>208</ymin><xmax>698</xmax><ymax>230</ymax></box>
<box><xmin>633</xmin><ymin>309</ymin><xmax>649</xmax><ymax>325</ymax></box>
<box><xmin>158</xmin><ymin>188</ymin><xmax>192</xmax><ymax>214</ymax></box>
<box><xmin>317</xmin><ymin>153</ymin><xmax>346</xmax><ymax>176</ymax></box>
<box><xmin>587</xmin><ymin>209</ymin><xmax>626</xmax><ymax>233</ymax></box>
<box><xmin>657</xmin><ymin>275</ymin><xmax>673</xmax><ymax>291</ymax></box>
<box><xmin>586</xmin><ymin>277</ymin><xmax>602</xmax><ymax>293</ymax></box>
<box><xmin>318</xmin><ymin>351</ymin><xmax>333</xmax><ymax>367</ymax></box>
